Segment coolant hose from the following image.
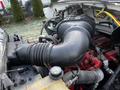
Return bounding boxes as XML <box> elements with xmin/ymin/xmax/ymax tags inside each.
<box><xmin>10</xmin><ymin>15</ymin><xmax>95</xmax><ymax>67</ymax></box>
<box><xmin>63</xmin><ymin>69</ymin><xmax>104</xmax><ymax>84</ymax></box>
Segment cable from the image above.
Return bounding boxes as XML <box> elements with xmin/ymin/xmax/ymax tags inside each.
<box><xmin>40</xmin><ymin>18</ymin><xmax>56</xmax><ymax>35</ymax></box>
<box><xmin>104</xmin><ymin>11</ymin><xmax>120</xmax><ymax>26</ymax></box>
<box><xmin>96</xmin><ymin>8</ymin><xmax>105</xmax><ymax>17</ymax></box>
<box><xmin>40</xmin><ymin>16</ymin><xmax>62</xmax><ymax>35</ymax></box>
<box><xmin>96</xmin><ymin>9</ymin><xmax>120</xmax><ymax>27</ymax></box>
<box><xmin>40</xmin><ymin>20</ymin><xmax>50</xmax><ymax>35</ymax></box>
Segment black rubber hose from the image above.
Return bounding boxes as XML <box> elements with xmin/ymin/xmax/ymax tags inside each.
<box><xmin>10</xmin><ymin>15</ymin><xmax>95</xmax><ymax>67</ymax></box>
<box><xmin>63</xmin><ymin>69</ymin><xmax>104</xmax><ymax>84</ymax></box>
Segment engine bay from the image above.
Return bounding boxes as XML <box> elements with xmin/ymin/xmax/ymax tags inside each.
<box><xmin>0</xmin><ymin>2</ymin><xmax>120</xmax><ymax>90</ymax></box>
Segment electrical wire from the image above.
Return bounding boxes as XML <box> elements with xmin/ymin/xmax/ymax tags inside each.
<box><xmin>96</xmin><ymin>9</ymin><xmax>120</xmax><ymax>27</ymax></box>
<box><xmin>40</xmin><ymin>18</ymin><xmax>56</xmax><ymax>35</ymax></box>
<box><xmin>96</xmin><ymin>8</ymin><xmax>105</xmax><ymax>17</ymax></box>
<box><xmin>104</xmin><ymin>11</ymin><xmax>120</xmax><ymax>26</ymax></box>
<box><xmin>40</xmin><ymin>16</ymin><xmax>61</xmax><ymax>35</ymax></box>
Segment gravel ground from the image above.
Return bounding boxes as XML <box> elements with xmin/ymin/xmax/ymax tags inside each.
<box><xmin>2</xmin><ymin>19</ymin><xmax>47</xmax><ymax>42</ymax></box>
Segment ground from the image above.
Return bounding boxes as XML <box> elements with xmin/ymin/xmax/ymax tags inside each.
<box><xmin>2</xmin><ymin>18</ymin><xmax>47</xmax><ymax>42</ymax></box>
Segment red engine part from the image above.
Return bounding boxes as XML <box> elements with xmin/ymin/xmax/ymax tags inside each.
<box><xmin>67</xmin><ymin>51</ymin><xmax>102</xmax><ymax>90</ymax></box>
<box><xmin>94</xmin><ymin>36</ymin><xmax>111</xmax><ymax>49</ymax></box>
<box><xmin>64</xmin><ymin>50</ymin><xmax>102</xmax><ymax>90</ymax></box>
<box><xmin>80</xmin><ymin>51</ymin><xmax>102</xmax><ymax>70</ymax></box>
<box><xmin>94</xmin><ymin>35</ymin><xmax>118</xmax><ymax>62</ymax></box>
<box><xmin>104</xmin><ymin>50</ymin><xmax>118</xmax><ymax>62</ymax></box>
<box><xmin>64</xmin><ymin>51</ymin><xmax>102</xmax><ymax>72</ymax></box>
<box><xmin>70</xmin><ymin>86</ymin><xmax>83</xmax><ymax>90</ymax></box>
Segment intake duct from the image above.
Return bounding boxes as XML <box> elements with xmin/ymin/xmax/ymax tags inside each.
<box><xmin>10</xmin><ymin>15</ymin><xmax>95</xmax><ymax>67</ymax></box>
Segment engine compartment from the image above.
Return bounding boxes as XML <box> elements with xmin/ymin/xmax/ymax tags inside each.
<box><xmin>0</xmin><ymin>3</ymin><xmax>120</xmax><ymax>90</ymax></box>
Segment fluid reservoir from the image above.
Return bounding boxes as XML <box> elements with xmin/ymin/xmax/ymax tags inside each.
<box><xmin>27</xmin><ymin>76</ymin><xmax>69</xmax><ymax>90</ymax></box>
<box><xmin>28</xmin><ymin>66</ymin><xmax>68</xmax><ymax>90</ymax></box>
<box><xmin>49</xmin><ymin>66</ymin><xmax>64</xmax><ymax>80</ymax></box>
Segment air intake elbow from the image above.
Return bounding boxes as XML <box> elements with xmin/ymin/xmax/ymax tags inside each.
<box><xmin>11</xmin><ymin>15</ymin><xmax>95</xmax><ymax>67</ymax></box>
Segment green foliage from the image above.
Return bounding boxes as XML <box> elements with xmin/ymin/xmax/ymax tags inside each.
<box><xmin>10</xmin><ymin>0</ymin><xmax>24</xmax><ymax>22</ymax></box>
<box><xmin>31</xmin><ymin>0</ymin><xmax>44</xmax><ymax>18</ymax></box>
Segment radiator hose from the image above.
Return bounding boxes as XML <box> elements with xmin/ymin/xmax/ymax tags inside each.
<box><xmin>10</xmin><ymin>15</ymin><xmax>95</xmax><ymax>67</ymax></box>
<box><xmin>63</xmin><ymin>69</ymin><xmax>104</xmax><ymax>84</ymax></box>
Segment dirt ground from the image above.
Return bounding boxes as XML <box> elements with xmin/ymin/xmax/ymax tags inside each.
<box><xmin>2</xmin><ymin>19</ymin><xmax>47</xmax><ymax>42</ymax></box>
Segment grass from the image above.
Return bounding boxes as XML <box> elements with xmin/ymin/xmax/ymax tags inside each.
<box><xmin>2</xmin><ymin>18</ymin><xmax>47</xmax><ymax>42</ymax></box>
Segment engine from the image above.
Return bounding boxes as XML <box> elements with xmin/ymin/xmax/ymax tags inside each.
<box><xmin>0</xmin><ymin>3</ymin><xmax>120</xmax><ymax>90</ymax></box>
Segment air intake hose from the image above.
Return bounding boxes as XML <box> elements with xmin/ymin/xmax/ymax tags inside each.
<box><xmin>12</xmin><ymin>15</ymin><xmax>95</xmax><ymax>67</ymax></box>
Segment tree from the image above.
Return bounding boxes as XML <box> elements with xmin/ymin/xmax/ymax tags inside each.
<box><xmin>31</xmin><ymin>0</ymin><xmax>44</xmax><ymax>18</ymax></box>
<box><xmin>10</xmin><ymin>0</ymin><xmax>24</xmax><ymax>22</ymax></box>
